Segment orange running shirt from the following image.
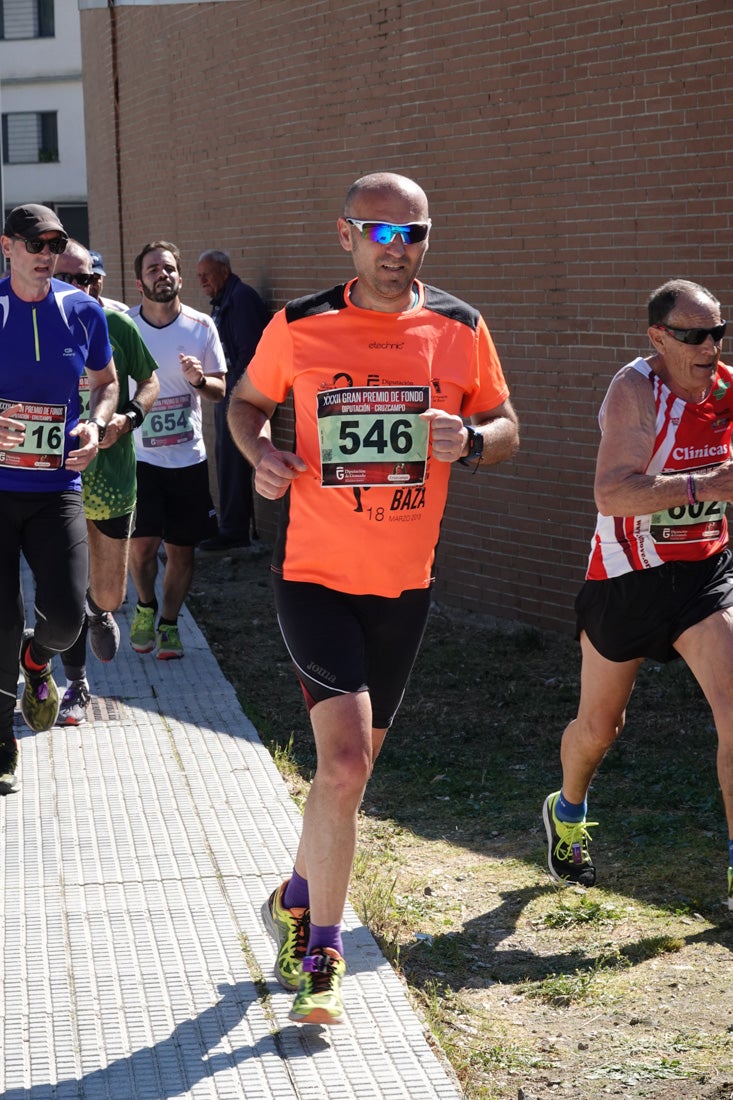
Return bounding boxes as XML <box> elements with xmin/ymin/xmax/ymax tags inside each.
<box><xmin>247</xmin><ymin>279</ymin><xmax>510</xmax><ymax>596</ymax></box>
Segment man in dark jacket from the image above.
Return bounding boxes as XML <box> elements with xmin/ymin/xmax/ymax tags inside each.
<box><xmin>197</xmin><ymin>250</ymin><xmax>269</xmax><ymax>550</ymax></box>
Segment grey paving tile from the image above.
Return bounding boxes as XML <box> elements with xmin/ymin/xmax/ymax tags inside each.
<box><xmin>0</xmin><ymin>563</ymin><xmax>463</xmax><ymax>1099</ymax></box>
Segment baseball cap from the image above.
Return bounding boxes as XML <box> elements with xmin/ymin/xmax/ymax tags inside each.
<box><xmin>3</xmin><ymin>203</ymin><xmax>67</xmax><ymax>240</ymax></box>
<box><xmin>89</xmin><ymin>250</ymin><xmax>106</xmax><ymax>276</ymax></box>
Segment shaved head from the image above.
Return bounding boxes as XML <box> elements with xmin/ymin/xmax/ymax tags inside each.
<box><xmin>344</xmin><ymin>173</ymin><xmax>428</xmax><ymax>220</ymax></box>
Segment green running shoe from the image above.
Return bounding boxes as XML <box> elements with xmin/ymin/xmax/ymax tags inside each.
<box><xmin>156</xmin><ymin>623</ymin><xmax>184</xmax><ymax>660</ymax></box>
<box><xmin>0</xmin><ymin>734</ymin><xmax>18</xmax><ymax>794</ymax></box>
<box><xmin>20</xmin><ymin>631</ymin><xmax>59</xmax><ymax>733</ymax></box>
<box><xmin>261</xmin><ymin>881</ymin><xmax>310</xmax><ymax>990</ymax></box>
<box><xmin>728</xmin><ymin>867</ymin><xmax>732</xmax><ymax>912</ymax></box>
<box><xmin>289</xmin><ymin>947</ymin><xmax>346</xmax><ymax>1026</ymax></box>
<box><xmin>130</xmin><ymin>605</ymin><xmax>156</xmax><ymax>653</ymax></box>
<box><xmin>543</xmin><ymin>791</ymin><xmax>597</xmax><ymax>887</ymax></box>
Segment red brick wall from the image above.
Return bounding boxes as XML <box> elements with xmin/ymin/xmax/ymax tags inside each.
<box><xmin>81</xmin><ymin>0</ymin><xmax>733</xmax><ymax>632</ymax></box>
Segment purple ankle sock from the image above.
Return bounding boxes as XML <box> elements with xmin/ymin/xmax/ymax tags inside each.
<box><xmin>282</xmin><ymin>869</ymin><xmax>309</xmax><ymax>909</ymax></box>
<box><xmin>308</xmin><ymin>923</ymin><xmax>343</xmax><ymax>958</ymax></box>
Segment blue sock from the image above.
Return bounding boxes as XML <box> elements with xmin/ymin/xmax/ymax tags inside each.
<box><xmin>308</xmin><ymin>923</ymin><xmax>343</xmax><ymax>958</ymax></box>
<box><xmin>282</xmin><ymin>869</ymin><xmax>309</xmax><ymax>910</ymax></box>
<box><xmin>728</xmin><ymin>839</ymin><xmax>733</xmax><ymax>868</ymax></box>
<box><xmin>555</xmin><ymin>791</ymin><xmax>587</xmax><ymax>823</ymax></box>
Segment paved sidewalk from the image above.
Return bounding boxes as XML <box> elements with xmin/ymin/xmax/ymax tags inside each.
<box><xmin>0</xmin><ymin>563</ymin><xmax>462</xmax><ymax>1100</ymax></box>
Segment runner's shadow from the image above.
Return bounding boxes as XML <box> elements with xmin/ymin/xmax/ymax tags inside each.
<box><xmin>0</xmin><ymin>981</ymin><xmax>323</xmax><ymax>1100</ymax></box>
<box><xmin>404</xmin><ymin>885</ymin><xmax>733</xmax><ymax>995</ymax></box>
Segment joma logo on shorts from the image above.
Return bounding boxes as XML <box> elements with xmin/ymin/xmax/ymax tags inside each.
<box><xmin>306</xmin><ymin>662</ymin><xmax>337</xmax><ymax>683</ymax></box>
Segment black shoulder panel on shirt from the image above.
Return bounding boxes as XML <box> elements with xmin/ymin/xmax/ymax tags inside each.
<box><xmin>285</xmin><ymin>285</ymin><xmax>347</xmax><ymax>324</ymax></box>
<box><xmin>422</xmin><ymin>284</ymin><xmax>481</xmax><ymax>331</ymax></box>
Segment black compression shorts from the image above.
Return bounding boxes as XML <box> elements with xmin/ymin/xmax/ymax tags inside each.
<box><xmin>273</xmin><ymin>574</ymin><xmax>432</xmax><ymax>729</ymax></box>
<box><xmin>576</xmin><ymin>548</ymin><xmax>733</xmax><ymax>663</ymax></box>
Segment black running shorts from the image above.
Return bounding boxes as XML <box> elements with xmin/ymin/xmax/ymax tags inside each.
<box><xmin>273</xmin><ymin>574</ymin><xmax>432</xmax><ymax>729</ymax></box>
<box><xmin>132</xmin><ymin>460</ymin><xmax>217</xmax><ymax>546</ymax></box>
<box><xmin>576</xmin><ymin>549</ymin><xmax>733</xmax><ymax>663</ymax></box>
<box><xmin>92</xmin><ymin>510</ymin><xmax>135</xmax><ymax>541</ymax></box>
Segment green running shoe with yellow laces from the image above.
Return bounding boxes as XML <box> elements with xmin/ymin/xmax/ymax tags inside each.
<box><xmin>130</xmin><ymin>605</ymin><xmax>156</xmax><ymax>653</ymax></box>
<box><xmin>156</xmin><ymin>623</ymin><xmax>184</xmax><ymax>660</ymax></box>
<box><xmin>543</xmin><ymin>791</ymin><xmax>597</xmax><ymax>887</ymax></box>
<box><xmin>261</xmin><ymin>880</ymin><xmax>310</xmax><ymax>990</ymax></box>
<box><xmin>289</xmin><ymin>947</ymin><xmax>346</xmax><ymax>1025</ymax></box>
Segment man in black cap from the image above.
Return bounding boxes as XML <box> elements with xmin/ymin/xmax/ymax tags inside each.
<box><xmin>89</xmin><ymin>249</ymin><xmax>127</xmax><ymax>312</ymax></box>
<box><xmin>0</xmin><ymin>204</ymin><xmax>118</xmax><ymax>791</ymax></box>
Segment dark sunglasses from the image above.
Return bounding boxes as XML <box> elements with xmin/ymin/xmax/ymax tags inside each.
<box><xmin>656</xmin><ymin>321</ymin><xmax>727</xmax><ymax>345</ymax></box>
<box><xmin>11</xmin><ymin>235</ymin><xmax>67</xmax><ymax>255</ymax></box>
<box><xmin>345</xmin><ymin>218</ymin><xmax>431</xmax><ymax>245</ymax></box>
<box><xmin>56</xmin><ymin>271</ymin><xmax>95</xmax><ymax>287</ymax></box>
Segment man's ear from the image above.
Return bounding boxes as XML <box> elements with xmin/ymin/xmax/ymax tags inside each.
<box><xmin>337</xmin><ymin>218</ymin><xmax>353</xmax><ymax>253</ymax></box>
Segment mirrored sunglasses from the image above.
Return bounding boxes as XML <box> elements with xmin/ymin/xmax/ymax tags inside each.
<box><xmin>345</xmin><ymin>218</ymin><xmax>431</xmax><ymax>245</ymax></box>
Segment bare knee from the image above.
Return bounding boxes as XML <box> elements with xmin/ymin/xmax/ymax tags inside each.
<box><xmin>90</xmin><ymin>580</ymin><xmax>126</xmax><ymax>613</ymax></box>
<box><xmin>564</xmin><ymin>711</ymin><xmax>625</xmax><ymax>754</ymax></box>
<box><xmin>316</xmin><ymin>745</ymin><xmax>372</xmax><ymax>804</ymax></box>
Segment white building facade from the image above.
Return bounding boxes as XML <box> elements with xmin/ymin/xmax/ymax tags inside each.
<box><xmin>0</xmin><ymin>0</ymin><xmax>88</xmax><ymax>241</ymax></box>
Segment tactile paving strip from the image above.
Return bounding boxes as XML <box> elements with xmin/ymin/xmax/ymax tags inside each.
<box><xmin>0</xmin><ymin>563</ymin><xmax>462</xmax><ymax>1099</ymax></box>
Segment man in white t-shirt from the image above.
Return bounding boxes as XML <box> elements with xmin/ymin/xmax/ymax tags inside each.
<box><xmin>127</xmin><ymin>240</ymin><xmax>226</xmax><ymax>659</ymax></box>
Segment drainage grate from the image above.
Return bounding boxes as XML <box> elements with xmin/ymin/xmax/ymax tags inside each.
<box><xmin>14</xmin><ymin>695</ymin><xmax>123</xmax><ymax>729</ymax></box>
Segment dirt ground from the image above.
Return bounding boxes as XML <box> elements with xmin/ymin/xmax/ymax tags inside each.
<box><xmin>188</xmin><ymin>547</ymin><xmax>733</xmax><ymax>1100</ymax></box>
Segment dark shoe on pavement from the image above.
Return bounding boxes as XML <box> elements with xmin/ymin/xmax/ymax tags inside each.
<box><xmin>0</xmin><ymin>734</ymin><xmax>18</xmax><ymax>794</ymax></box>
<box><xmin>87</xmin><ymin>610</ymin><xmax>120</xmax><ymax>662</ymax></box>
<box><xmin>20</xmin><ymin>631</ymin><xmax>59</xmax><ymax>733</ymax></box>
<box><xmin>543</xmin><ymin>791</ymin><xmax>597</xmax><ymax>887</ymax></box>
<box><xmin>58</xmin><ymin>679</ymin><xmax>91</xmax><ymax>726</ymax></box>
<box><xmin>198</xmin><ymin>533</ymin><xmax>251</xmax><ymax>552</ymax></box>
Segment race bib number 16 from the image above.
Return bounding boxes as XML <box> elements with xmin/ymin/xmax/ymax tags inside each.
<box><xmin>0</xmin><ymin>399</ymin><xmax>66</xmax><ymax>470</ymax></box>
<box><xmin>317</xmin><ymin>386</ymin><xmax>430</xmax><ymax>488</ymax></box>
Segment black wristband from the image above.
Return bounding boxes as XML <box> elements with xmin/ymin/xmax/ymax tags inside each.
<box><xmin>121</xmin><ymin>399</ymin><xmax>146</xmax><ymax>429</ymax></box>
<box><xmin>192</xmin><ymin>376</ymin><xmax>207</xmax><ymax>390</ymax></box>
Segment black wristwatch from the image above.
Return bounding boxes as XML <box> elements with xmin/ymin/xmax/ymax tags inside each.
<box><xmin>459</xmin><ymin>425</ymin><xmax>484</xmax><ymax>467</ymax></box>
<box><xmin>123</xmin><ymin>410</ymin><xmax>138</xmax><ymax>434</ymax></box>
<box><xmin>89</xmin><ymin>416</ymin><xmax>107</xmax><ymax>443</ymax></box>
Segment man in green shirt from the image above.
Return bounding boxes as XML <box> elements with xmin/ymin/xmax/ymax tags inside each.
<box><xmin>55</xmin><ymin>241</ymin><xmax>159</xmax><ymax>723</ymax></box>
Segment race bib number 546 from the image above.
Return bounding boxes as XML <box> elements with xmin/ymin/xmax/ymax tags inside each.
<box><xmin>317</xmin><ymin>386</ymin><xmax>430</xmax><ymax>487</ymax></box>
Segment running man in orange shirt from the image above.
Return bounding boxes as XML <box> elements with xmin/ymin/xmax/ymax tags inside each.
<box><xmin>228</xmin><ymin>172</ymin><xmax>519</xmax><ymax>1025</ymax></box>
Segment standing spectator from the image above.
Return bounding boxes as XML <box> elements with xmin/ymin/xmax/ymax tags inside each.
<box><xmin>197</xmin><ymin>249</ymin><xmax>269</xmax><ymax>550</ymax></box>
<box><xmin>89</xmin><ymin>250</ymin><xmax>127</xmax><ymax>312</ymax></box>
<box><xmin>127</xmin><ymin>240</ymin><xmax>226</xmax><ymax>660</ymax></box>
<box><xmin>54</xmin><ymin>240</ymin><xmax>159</xmax><ymax>725</ymax></box>
<box><xmin>542</xmin><ymin>279</ymin><xmax>733</xmax><ymax>912</ymax></box>
<box><xmin>228</xmin><ymin>172</ymin><xmax>518</xmax><ymax>1024</ymax></box>
<box><xmin>0</xmin><ymin>204</ymin><xmax>118</xmax><ymax>790</ymax></box>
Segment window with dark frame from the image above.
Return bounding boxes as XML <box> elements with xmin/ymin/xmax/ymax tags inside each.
<box><xmin>2</xmin><ymin>112</ymin><xmax>58</xmax><ymax>164</ymax></box>
<box><xmin>0</xmin><ymin>0</ymin><xmax>55</xmax><ymax>39</ymax></box>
